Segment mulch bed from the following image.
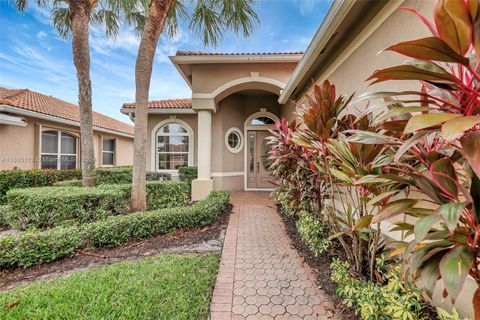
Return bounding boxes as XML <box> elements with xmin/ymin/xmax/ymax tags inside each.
<box><xmin>277</xmin><ymin>206</ymin><xmax>358</xmax><ymax>319</ymax></box>
<box><xmin>0</xmin><ymin>204</ymin><xmax>232</xmax><ymax>291</ymax></box>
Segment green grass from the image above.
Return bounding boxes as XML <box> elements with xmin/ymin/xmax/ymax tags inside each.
<box><xmin>0</xmin><ymin>253</ymin><xmax>220</xmax><ymax>320</ymax></box>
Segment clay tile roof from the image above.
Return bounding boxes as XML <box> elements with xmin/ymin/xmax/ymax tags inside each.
<box><xmin>0</xmin><ymin>87</ymin><xmax>134</xmax><ymax>136</ymax></box>
<box><xmin>122</xmin><ymin>98</ymin><xmax>192</xmax><ymax>109</ymax></box>
<box><xmin>175</xmin><ymin>50</ymin><xmax>304</xmax><ymax>56</ymax></box>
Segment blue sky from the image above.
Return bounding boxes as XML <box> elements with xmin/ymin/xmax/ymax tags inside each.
<box><xmin>0</xmin><ymin>0</ymin><xmax>331</xmax><ymax>123</ymax></box>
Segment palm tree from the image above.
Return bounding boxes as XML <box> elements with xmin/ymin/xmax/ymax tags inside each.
<box><xmin>14</xmin><ymin>0</ymin><xmax>125</xmax><ymax>187</ymax></box>
<box><xmin>130</xmin><ymin>0</ymin><xmax>259</xmax><ymax>211</ymax></box>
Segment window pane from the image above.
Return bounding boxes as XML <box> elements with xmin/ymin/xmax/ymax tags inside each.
<box><xmin>249</xmin><ymin>116</ymin><xmax>275</xmax><ymax>125</ymax></box>
<box><xmin>41</xmin><ymin>131</ymin><xmax>58</xmax><ymax>153</ymax></box>
<box><xmin>60</xmin><ymin>155</ymin><xmax>76</xmax><ymax>170</ymax></box>
<box><xmin>61</xmin><ymin>133</ymin><xmax>76</xmax><ymax>154</ymax></box>
<box><xmin>249</xmin><ymin>134</ymin><xmax>255</xmax><ymax>173</ymax></box>
<box><xmin>41</xmin><ymin>154</ymin><xmax>58</xmax><ymax>169</ymax></box>
<box><xmin>228</xmin><ymin>132</ymin><xmax>240</xmax><ymax>149</ymax></box>
<box><xmin>158</xmin><ymin>136</ymin><xmax>189</xmax><ymax>152</ymax></box>
<box><xmin>102</xmin><ymin>152</ymin><xmax>114</xmax><ymax>166</ymax></box>
<box><xmin>158</xmin><ymin>153</ymin><xmax>188</xmax><ymax>170</ymax></box>
<box><xmin>158</xmin><ymin>123</ymin><xmax>187</xmax><ymax>134</ymax></box>
<box><xmin>103</xmin><ymin>139</ymin><xmax>115</xmax><ymax>152</ymax></box>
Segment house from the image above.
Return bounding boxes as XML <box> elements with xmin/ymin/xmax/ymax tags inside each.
<box><xmin>121</xmin><ymin>51</ymin><xmax>303</xmax><ymax>200</ymax></box>
<box><xmin>0</xmin><ymin>87</ymin><xmax>134</xmax><ymax>170</ymax></box>
<box><xmin>121</xmin><ymin>0</ymin><xmax>474</xmax><ymax>316</ymax></box>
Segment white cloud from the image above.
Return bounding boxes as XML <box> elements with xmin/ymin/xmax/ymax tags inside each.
<box><xmin>36</xmin><ymin>31</ymin><xmax>47</xmax><ymax>39</ymax></box>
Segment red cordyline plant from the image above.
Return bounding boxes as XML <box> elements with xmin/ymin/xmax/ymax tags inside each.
<box><xmin>358</xmin><ymin>0</ymin><xmax>480</xmax><ymax>317</ymax></box>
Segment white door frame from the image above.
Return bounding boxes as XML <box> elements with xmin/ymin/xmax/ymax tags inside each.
<box><xmin>243</xmin><ymin>109</ymin><xmax>279</xmax><ymax>191</ymax></box>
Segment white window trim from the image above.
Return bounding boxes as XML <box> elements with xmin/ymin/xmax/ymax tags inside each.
<box><xmin>225</xmin><ymin>127</ymin><xmax>244</xmax><ymax>154</ymax></box>
<box><xmin>101</xmin><ymin>137</ymin><xmax>116</xmax><ymax>167</ymax></box>
<box><xmin>150</xmin><ymin>117</ymin><xmax>194</xmax><ymax>173</ymax></box>
<box><xmin>40</xmin><ymin>130</ymin><xmax>78</xmax><ymax>170</ymax></box>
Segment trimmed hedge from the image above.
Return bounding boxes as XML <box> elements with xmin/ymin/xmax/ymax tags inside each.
<box><xmin>52</xmin><ymin>179</ymin><xmax>83</xmax><ymax>187</ymax></box>
<box><xmin>5</xmin><ymin>181</ymin><xmax>189</xmax><ymax>229</ymax></box>
<box><xmin>0</xmin><ymin>169</ymin><xmax>82</xmax><ymax>204</ymax></box>
<box><xmin>94</xmin><ymin>167</ymin><xmax>171</xmax><ymax>185</ymax></box>
<box><xmin>0</xmin><ymin>191</ymin><xmax>229</xmax><ymax>269</ymax></box>
<box><xmin>179</xmin><ymin>166</ymin><xmax>197</xmax><ymax>187</ymax></box>
<box><xmin>6</xmin><ymin>185</ymin><xmax>130</xmax><ymax>229</ymax></box>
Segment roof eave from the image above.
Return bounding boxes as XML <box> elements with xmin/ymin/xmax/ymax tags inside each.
<box><xmin>1</xmin><ymin>104</ymin><xmax>134</xmax><ymax>138</ymax></box>
<box><xmin>121</xmin><ymin>107</ymin><xmax>195</xmax><ymax>114</ymax></box>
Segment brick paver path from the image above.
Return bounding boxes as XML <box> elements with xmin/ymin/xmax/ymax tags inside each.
<box><xmin>209</xmin><ymin>192</ymin><xmax>340</xmax><ymax>320</ymax></box>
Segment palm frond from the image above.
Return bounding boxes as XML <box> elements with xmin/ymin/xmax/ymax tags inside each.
<box><xmin>52</xmin><ymin>6</ymin><xmax>71</xmax><ymax>39</ymax></box>
<box><xmin>165</xmin><ymin>0</ymin><xmax>188</xmax><ymax>39</ymax></box>
<box><xmin>189</xmin><ymin>0</ymin><xmax>223</xmax><ymax>47</ymax></box>
<box><xmin>220</xmin><ymin>0</ymin><xmax>258</xmax><ymax>38</ymax></box>
<box><xmin>91</xmin><ymin>9</ymin><xmax>120</xmax><ymax>37</ymax></box>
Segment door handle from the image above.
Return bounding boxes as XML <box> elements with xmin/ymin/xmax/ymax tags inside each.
<box><xmin>257</xmin><ymin>161</ymin><xmax>260</xmax><ymax>173</ymax></box>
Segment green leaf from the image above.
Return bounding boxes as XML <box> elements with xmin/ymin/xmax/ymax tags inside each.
<box><xmin>353</xmin><ymin>215</ymin><xmax>373</xmax><ymax>230</ymax></box>
<box><xmin>414</xmin><ymin>215</ymin><xmax>441</xmax><ymax>243</ymax></box>
<box><xmin>404</xmin><ymin>114</ymin><xmax>462</xmax><ymax>134</ymax></box>
<box><xmin>438</xmin><ymin>203</ymin><xmax>465</xmax><ymax>233</ymax></box>
<box><xmin>367</xmin><ymin>65</ymin><xmax>459</xmax><ymax>85</ymax></box>
<box><xmin>372</xmin><ymin>199</ymin><xmax>419</xmax><ymax>223</ymax></box>
<box><xmin>385</xmin><ymin>37</ymin><xmax>470</xmax><ymax>65</ymax></box>
<box><xmin>439</xmin><ymin>245</ymin><xmax>474</xmax><ymax>302</ymax></box>
<box><xmin>375</xmin><ymin>106</ymin><xmax>431</xmax><ymax>124</ymax></box>
<box><xmin>421</xmin><ymin>254</ymin><xmax>442</xmax><ymax>299</ymax></box>
<box><xmin>367</xmin><ymin>190</ymin><xmax>399</xmax><ymax>207</ymax></box>
<box><xmin>441</xmin><ymin>116</ymin><xmax>480</xmax><ymax>141</ymax></box>
<box><xmin>430</xmin><ymin>158</ymin><xmax>458</xmax><ymax>199</ymax></box>
<box><xmin>394</xmin><ymin>131</ymin><xmax>430</xmax><ymax>163</ymax></box>
<box><xmin>329</xmin><ymin>168</ymin><xmax>353</xmax><ymax>184</ymax></box>
<box><xmin>345</xmin><ymin>130</ymin><xmax>400</xmax><ymax>145</ymax></box>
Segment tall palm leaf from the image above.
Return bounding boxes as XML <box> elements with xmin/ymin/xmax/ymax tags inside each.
<box><xmin>130</xmin><ymin>0</ymin><xmax>259</xmax><ymax>211</ymax></box>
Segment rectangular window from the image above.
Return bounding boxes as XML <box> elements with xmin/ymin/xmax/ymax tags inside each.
<box><xmin>102</xmin><ymin>138</ymin><xmax>116</xmax><ymax>166</ymax></box>
<box><xmin>41</xmin><ymin>130</ymin><xmax>77</xmax><ymax>170</ymax></box>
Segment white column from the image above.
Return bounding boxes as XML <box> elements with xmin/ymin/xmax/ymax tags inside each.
<box><xmin>192</xmin><ymin>109</ymin><xmax>213</xmax><ymax>200</ymax></box>
<box><xmin>197</xmin><ymin>110</ymin><xmax>212</xmax><ymax>180</ymax></box>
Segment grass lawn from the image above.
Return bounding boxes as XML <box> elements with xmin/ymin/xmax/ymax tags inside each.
<box><xmin>0</xmin><ymin>253</ymin><xmax>220</xmax><ymax>320</ymax></box>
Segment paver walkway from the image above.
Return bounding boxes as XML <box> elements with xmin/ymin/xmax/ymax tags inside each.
<box><xmin>209</xmin><ymin>191</ymin><xmax>340</xmax><ymax>320</ymax></box>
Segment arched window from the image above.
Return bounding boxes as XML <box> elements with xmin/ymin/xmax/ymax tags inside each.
<box><xmin>248</xmin><ymin>116</ymin><xmax>275</xmax><ymax>126</ymax></box>
<box><xmin>156</xmin><ymin>122</ymin><xmax>190</xmax><ymax>170</ymax></box>
<box><xmin>41</xmin><ymin>130</ymin><xmax>77</xmax><ymax>170</ymax></box>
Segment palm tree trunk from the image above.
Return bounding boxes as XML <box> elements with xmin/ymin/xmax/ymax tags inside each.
<box><xmin>70</xmin><ymin>0</ymin><xmax>95</xmax><ymax>187</ymax></box>
<box><xmin>131</xmin><ymin>0</ymin><xmax>175</xmax><ymax>211</ymax></box>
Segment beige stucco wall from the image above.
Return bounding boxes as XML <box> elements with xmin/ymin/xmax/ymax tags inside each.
<box><xmin>191</xmin><ymin>63</ymin><xmax>298</xmax><ymax>95</ymax></box>
<box><xmin>0</xmin><ymin>114</ymin><xmax>134</xmax><ymax>171</ymax></box>
<box><xmin>298</xmin><ymin>0</ymin><xmax>433</xmax><ymax>104</ymax></box>
<box><xmin>291</xmin><ymin>0</ymin><xmax>474</xmax><ymax>317</ymax></box>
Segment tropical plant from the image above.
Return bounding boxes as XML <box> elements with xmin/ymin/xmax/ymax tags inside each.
<box><xmin>14</xmin><ymin>0</ymin><xmax>128</xmax><ymax>186</ymax></box>
<box><xmin>352</xmin><ymin>1</ymin><xmax>480</xmax><ymax>317</ymax></box>
<box><xmin>130</xmin><ymin>0</ymin><xmax>259</xmax><ymax>211</ymax></box>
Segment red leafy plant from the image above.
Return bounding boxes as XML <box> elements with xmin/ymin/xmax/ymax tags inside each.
<box><xmin>355</xmin><ymin>0</ymin><xmax>480</xmax><ymax>317</ymax></box>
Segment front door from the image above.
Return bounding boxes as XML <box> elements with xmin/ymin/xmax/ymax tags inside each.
<box><xmin>247</xmin><ymin>131</ymin><xmax>273</xmax><ymax>189</ymax></box>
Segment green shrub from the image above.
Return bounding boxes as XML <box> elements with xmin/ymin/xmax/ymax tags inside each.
<box><xmin>94</xmin><ymin>167</ymin><xmax>171</xmax><ymax>185</ymax></box>
<box><xmin>0</xmin><ymin>205</ymin><xmax>10</xmax><ymax>226</ymax></box>
<box><xmin>146</xmin><ymin>181</ymin><xmax>189</xmax><ymax>209</ymax></box>
<box><xmin>6</xmin><ymin>185</ymin><xmax>131</xmax><ymax>229</ymax></box>
<box><xmin>5</xmin><ymin>181</ymin><xmax>189</xmax><ymax>229</ymax></box>
<box><xmin>331</xmin><ymin>259</ymin><xmax>426</xmax><ymax>320</ymax></box>
<box><xmin>52</xmin><ymin>179</ymin><xmax>83</xmax><ymax>187</ymax></box>
<box><xmin>296</xmin><ymin>211</ymin><xmax>331</xmax><ymax>255</ymax></box>
<box><xmin>0</xmin><ymin>191</ymin><xmax>229</xmax><ymax>269</ymax></box>
<box><xmin>0</xmin><ymin>169</ymin><xmax>82</xmax><ymax>204</ymax></box>
<box><xmin>178</xmin><ymin>166</ymin><xmax>197</xmax><ymax>187</ymax></box>
<box><xmin>94</xmin><ymin>167</ymin><xmax>132</xmax><ymax>185</ymax></box>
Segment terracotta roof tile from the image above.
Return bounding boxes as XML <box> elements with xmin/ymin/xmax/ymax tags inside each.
<box><xmin>0</xmin><ymin>87</ymin><xmax>134</xmax><ymax>136</ymax></box>
<box><xmin>122</xmin><ymin>98</ymin><xmax>192</xmax><ymax>109</ymax></box>
<box><xmin>175</xmin><ymin>50</ymin><xmax>304</xmax><ymax>56</ymax></box>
